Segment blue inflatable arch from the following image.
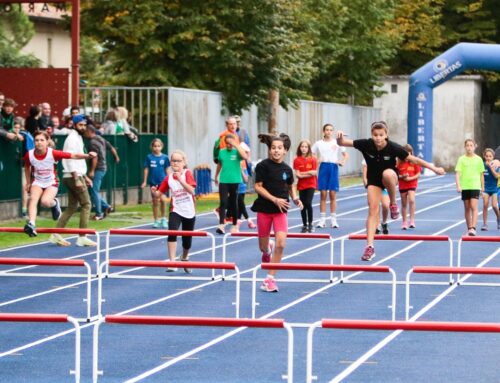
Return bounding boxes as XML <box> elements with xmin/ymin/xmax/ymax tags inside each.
<box><xmin>408</xmin><ymin>42</ymin><xmax>500</xmax><ymax>162</ymax></box>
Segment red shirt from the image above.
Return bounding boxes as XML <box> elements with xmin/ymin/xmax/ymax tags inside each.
<box><xmin>397</xmin><ymin>161</ymin><xmax>421</xmax><ymax>190</ymax></box>
<box><xmin>293</xmin><ymin>156</ymin><xmax>318</xmax><ymax>190</ymax></box>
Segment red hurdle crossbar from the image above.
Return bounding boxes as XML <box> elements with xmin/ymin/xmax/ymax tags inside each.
<box><xmin>105</xmin><ymin>229</ymin><xmax>216</xmax><ymax>278</ymax></box>
<box><xmin>0</xmin><ymin>227</ymin><xmax>101</xmax><ymax>274</ymax></box>
<box><xmin>98</xmin><ymin>260</ymin><xmax>241</xmax><ymax>318</ymax></box>
<box><xmin>341</xmin><ymin>233</ymin><xmax>454</xmax><ymax>283</ymax></box>
<box><xmin>457</xmin><ymin>235</ymin><xmax>500</xmax><ymax>267</ymax></box>
<box><xmin>0</xmin><ymin>257</ymin><xmax>92</xmax><ymax>321</ymax></box>
<box><xmin>0</xmin><ymin>313</ymin><xmax>81</xmax><ymax>383</ymax></box>
<box><xmin>222</xmin><ymin>231</ymin><xmax>334</xmax><ymax>279</ymax></box>
<box><xmin>92</xmin><ymin>315</ymin><xmax>294</xmax><ymax>383</ymax></box>
<box><xmin>252</xmin><ymin>263</ymin><xmax>396</xmax><ymax>320</ymax></box>
<box><xmin>306</xmin><ymin>318</ymin><xmax>500</xmax><ymax>383</ymax></box>
<box><xmin>406</xmin><ymin>265</ymin><xmax>500</xmax><ymax>320</ymax></box>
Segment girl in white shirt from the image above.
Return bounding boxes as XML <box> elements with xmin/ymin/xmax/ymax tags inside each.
<box><xmin>312</xmin><ymin>123</ymin><xmax>348</xmax><ymax>228</ymax></box>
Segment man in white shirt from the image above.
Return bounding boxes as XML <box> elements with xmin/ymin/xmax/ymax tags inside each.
<box><xmin>50</xmin><ymin>115</ymin><xmax>96</xmax><ymax>247</ymax></box>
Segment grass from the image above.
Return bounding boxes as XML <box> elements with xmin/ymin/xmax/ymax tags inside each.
<box><xmin>0</xmin><ymin>176</ymin><xmax>361</xmax><ymax>249</ymax></box>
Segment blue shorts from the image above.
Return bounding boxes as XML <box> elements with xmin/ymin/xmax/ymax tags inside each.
<box><xmin>318</xmin><ymin>162</ymin><xmax>339</xmax><ymax>191</ymax></box>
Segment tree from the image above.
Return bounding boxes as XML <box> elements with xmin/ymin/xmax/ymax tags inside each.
<box><xmin>81</xmin><ymin>0</ymin><xmax>315</xmax><ymax>113</ymax></box>
<box><xmin>308</xmin><ymin>0</ymin><xmax>399</xmax><ymax>105</ymax></box>
<box><xmin>0</xmin><ymin>7</ymin><xmax>40</xmax><ymax>67</ymax></box>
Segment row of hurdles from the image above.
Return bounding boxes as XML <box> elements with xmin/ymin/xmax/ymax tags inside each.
<box><xmin>0</xmin><ymin>228</ymin><xmax>499</xmax><ymax>322</ymax></box>
<box><xmin>3</xmin><ymin>312</ymin><xmax>500</xmax><ymax>382</ymax></box>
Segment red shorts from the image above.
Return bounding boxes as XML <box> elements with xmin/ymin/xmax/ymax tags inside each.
<box><xmin>257</xmin><ymin>212</ymin><xmax>288</xmax><ymax>237</ymax></box>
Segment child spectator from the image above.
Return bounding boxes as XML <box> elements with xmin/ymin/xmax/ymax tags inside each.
<box><xmin>455</xmin><ymin>138</ymin><xmax>485</xmax><ymax>236</ymax></box>
<box><xmin>293</xmin><ymin>140</ymin><xmax>318</xmax><ymax>233</ymax></box>
<box><xmin>1</xmin><ymin>98</ymin><xmax>16</xmax><ymax>132</ymax></box>
<box><xmin>336</xmin><ymin>121</ymin><xmax>444</xmax><ymax>260</ymax></box>
<box><xmin>397</xmin><ymin>144</ymin><xmax>421</xmax><ymax>229</ymax></box>
<box><xmin>312</xmin><ymin>123</ymin><xmax>348</xmax><ymax>228</ymax></box>
<box><xmin>141</xmin><ymin>138</ymin><xmax>170</xmax><ymax>228</ymax></box>
<box><xmin>251</xmin><ymin>133</ymin><xmax>303</xmax><ymax>292</ymax></box>
<box><xmin>481</xmin><ymin>148</ymin><xmax>500</xmax><ymax>230</ymax></box>
<box><xmin>236</xmin><ymin>142</ymin><xmax>256</xmax><ymax>229</ymax></box>
<box><xmin>153</xmin><ymin>150</ymin><xmax>197</xmax><ymax>273</ymax></box>
<box><xmin>23</xmin><ymin>131</ymin><xmax>96</xmax><ymax>237</ymax></box>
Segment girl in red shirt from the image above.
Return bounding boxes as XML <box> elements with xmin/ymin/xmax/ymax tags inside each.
<box><xmin>293</xmin><ymin>140</ymin><xmax>318</xmax><ymax>232</ymax></box>
<box><xmin>397</xmin><ymin>144</ymin><xmax>421</xmax><ymax>229</ymax></box>
<box><xmin>23</xmin><ymin>130</ymin><xmax>95</xmax><ymax>237</ymax></box>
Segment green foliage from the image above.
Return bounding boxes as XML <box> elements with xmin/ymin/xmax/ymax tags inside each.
<box><xmin>0</xmin><ymin>7</ymin><xmax>40</xmax><ymax>67</ymax></box>
<box><xmin>81</xmin><ymin>0</ymin><xmax>314</xmax><ymax>113</ymax></box>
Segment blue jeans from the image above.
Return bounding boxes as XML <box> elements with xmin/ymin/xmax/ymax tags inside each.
<box><xmin>89</xmin><ymin>169</ymin><xmax>110</xmax><ymax>216</ymax></box>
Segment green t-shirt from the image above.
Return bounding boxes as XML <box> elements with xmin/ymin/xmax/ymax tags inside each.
<box><xmin>218</xmin><ymin>148</ymin><xmax>243</xmax><ymax>184</ymax></box>
<box><xmin>455</xmin><ymin>154</ymin><xmax>485</xmax><ymax>190</ymax></box>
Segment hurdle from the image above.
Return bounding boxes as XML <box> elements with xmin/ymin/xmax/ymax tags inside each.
<box><xmin>0</xmin><ymin>227</ymin><xmax>101</xmax><ymax>273</ymax></box>
<box><xmin>104</xmin><ymin>229</ymin><xmax>216</xmax><ymax>278</ymax></box>
<box><xmin>341</xmin><ymin>234</ymin><xmax>453</xmax><ymax>283</ymax></box>
<box><xmin>0</xmin><ymin>258</ymin><xmax>93</xmax><ymax>321</ymax></box>
<box><xmin>457</xmin><ymin>235</ymin><xmax>500</xmax><ymax>268</ymax></box>
<box><xmin>306</xmin><ymin>318</ymin><xmax>500</xmax><ymax>383</ymax></box>
<box><xmin>222</xmin><ymin>232</ymin><xmax>334</xmax><ymax>279</ymax></box>
<box><xmin>98</xmin><ymin>259</ymin><xmax>241</xmax><ymax>317</ymax></box>
<box><xmin>252</xmin><ymin>263</ymin><xmax>396</xmax><ymax>320</ymax></box>
<box><xmin>0</xmin><ymin>313</ymin><xmax>81</xmax><ymax>383</ymax></box>
<box><xmin>405</xmin><ymin>265</ymin><xmax>500</xmax><ymax>320</ymax></box>
<box><xmin>92</xmin><ymin>315</ymin><xmax>293</xmax><ymax>383</ymax></box>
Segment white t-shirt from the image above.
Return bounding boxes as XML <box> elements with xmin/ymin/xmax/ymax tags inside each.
<box><xmin>158</xmin><ymin>169</ymin><xmax>197</xmax><ymax>219</ymax></box>
<box><xmin>312</xmin><ymin>139</ymin><xmax>346</xmax><ymax>163</ymax></box>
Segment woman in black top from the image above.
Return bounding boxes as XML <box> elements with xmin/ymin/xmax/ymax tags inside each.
<box><xmin>336</xmin><ymin>121</ymin><xmax>445</xmax><ymax>261</ymax></box>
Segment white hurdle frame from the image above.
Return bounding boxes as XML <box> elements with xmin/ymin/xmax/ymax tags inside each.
<box><xmin>457</xmin><ymin>235</ymin><xmax>500</xmax><ymax>268</ymax></box>
<box><xmin>405</xmin><ymin>265</ymin><xmax>500</xmax><ymax>320</ymax></box>
<box><xmin>104</xmin><ymin>228</ymin><xmax>217</xmax><ymax>278</ymax></box>
<box><xmin>222</xmin><ymin>231</ymin><xmax>334</xmax><ymax>280</ymax></box>
<box><xmin>340</xmin><ymin>233</ymin><xmax>454</xmax><ymax>283</ymax></box>
<box><xmin>98</xmin><ymin>260</ymin><xmax>241</xmax><ymax>318</ymax></box>
<box><xmin>0</xmin><ymin>313</ymin><xmax>81</xmax><ymax>383</ymax></box>
<box><xmin>92</xmin><ymin>315</ymin><xmax>294</xmax><ymax>383</ymax></box>
<box><xmin>0</xmin><ymin>258</ymin><xmax>93</xmax><ymax>322</ymax></box>
<box><xmin>251</xmin><ymin>263</ymin><xmax>397</xmax><ymax>320</ymax></box>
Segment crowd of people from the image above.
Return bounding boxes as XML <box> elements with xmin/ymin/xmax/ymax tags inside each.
<box><xmin>2</xmin><ymin>89</ymin><xmax>500</xmax><ymax>293</ymax></box>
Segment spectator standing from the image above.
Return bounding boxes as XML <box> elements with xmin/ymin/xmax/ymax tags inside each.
<box><xmin>1</xmin><ymin>98</ymin><xmax>16</xmax><ymax>132</ymax></box>
<box><xmin>49</xmin><ymin>115</ymin><xmax>97</xmax><ymax>247</ymax></box>
<box><xmin>141</xmin><ymin>138</ymin><xmax>170</xmax><ymax>228</ymax></box>
<box><xmin>312</xmin><ymin>123</ymin><xmax>348</xmax><ymax>228</ymax></box>
<box><xmin>84</xmin><ymin>125</ymin><xmax>120</xmax><ymax>220</ymax></box>
<box><xmin>39</xmin><ymin>102</ymin><xmax>54</xmax><ymax>131</ymax></box>
<box><xmin>481</xmin><ymin>148</ymin><xmax>500</xmax><ymax>230</ymax></box>
<box><xmin>25</xmin><ymin>105</ymin><xmax>43</xmax><ymax>135</ymax></box>
<box><xmin>397</xmin><ymin>144</ymin><xmax>421</xmax><ymax>229</ymax></box>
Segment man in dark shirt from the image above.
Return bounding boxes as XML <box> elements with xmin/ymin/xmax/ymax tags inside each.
<box><xmin>84</xmin><ymin>125</ymin><xmax>120</xmax><ymax>220</ymax></box>
<box><xmin>39</xmin><ymin>102</ymin><xmax>54</xmax><ymax>132</ymax></box>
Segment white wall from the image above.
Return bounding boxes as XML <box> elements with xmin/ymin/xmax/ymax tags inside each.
<box><xmin>374</xmin><ymin>75</ymin><xmax>483</xmax><ymax>168</ymax></box>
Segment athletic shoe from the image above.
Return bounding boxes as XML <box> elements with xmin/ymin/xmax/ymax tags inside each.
<box><xmin>216</xmin><ymin>224</ymin><xmax>225</xmax><ymax>234</ymax></box>
<box><xmin>375</xmin><ymin>225</ymin><xmax>382</xmax><ymax>234</ymax></box>
<box><xmin>381</xmin><ymin>223</ymin><xmax>389</xmax><ymax>235</ymax></box>
<box><xmin>261</xmin><ymin>240</ymin><xmax>275</xmax><ymax>263</ymax></box>
<box><xmin>23</xmin><ymin>222</ymin><xmax>37</xmax><ymax>237</ymax></box>
<box><xmin>153</xmin><ymin>219</ymin><xmax>161</xmax><ymax>228</ymax></box>
<box><xmin>49</xmin><ymin>233</ymin><xmax>71</xmax><ymax>247</ymax></box>
<box><xmin>76</xmin><ymin>236</ymin><xmax>97</xmax><ymax>247</ymax></box>
<box><xmin>301</xmin><ymin>225</ymin><xmax>308</xmax><ymax>233</ymax></box>
<box><xmin>104</xmin><ymin>207</ymin><xmax>114</xmax><ymax>217</ymax></box>
<box><xmin>230</xmin><ymin>225</ymin><xmax>239</xmax><ymax>233</ymax></box>
<box><xmin>21</xmin><ymin>209</ymin><xmax>28</xmax><ymax>219</ymax></box>
<box><xmin>361</xmin><ymin>245</ymin><xmax>376</xmax><ymax>261</ymax></box>
<box><xmin>481</xmin><ymin>224</ymin><xmax>488</xmax><ymax>231</ymax></box>
<box><xmin>181</xmin><ymin>253</ymin><xmax>192</xmax><ymax>274</ymax></box>
<box><xmin>92</xmin><ymin>215</ymin><xmax>104</xmax><ymax>221</ymax></box>
<box><xmin>213</xmin><ymin>208</ymin><xmax>220</xmax><ymax>220</ymax></box>
<box><xmin>51</xmin><ymin>198</ymin><xmax>61</xmax><ymax>220</ymax></box>
<box><xmin>247</xmin><ymin>218</ymin><xmax>257</xmax><ymax>229</ymax></box>
<box><xmin>260</xmin><ymin>277</ymin><xmax>279</xmax><ymax>292</ymax></box>
<box><xmin>308</xmin><ymin>224</ymin><xmax>315</xmax><ymax>233</ymax></box>
<box><xmin>467</xmin><ymin>228</ymin><xmax>476</xmax><ymax>236</ymax></box>
<box><xmin>161</xmin><ymin>217</ymin><xmax>168</xmax><ymax>229</ymax></box>
<box><xmin>331</xmin><ymin>217</ymin><xmax>339</xmax><ymax>228</ymax></box>
<box><xmin>401</xmin><ymin>222</ymin><xmax>407</xmax><ymax>230</ymax></box>
<box><xmin>390</xmin><ymin>204</ymin><xmax>400</xmax><ymax>220</ymax></box>
<box><xmin>166</xmin><ymin>264</ymin><xmax>178</xmax><ymax>272</ymax></box>
<box><xmin>316</xmin><ymin>219</ymin><xmax>326</xmax><ymax>228</ymax></box>
<box><xmin>409</xmin><ymin>221</ymin><xmax>416</xmax><ymax>229</ymax></box>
